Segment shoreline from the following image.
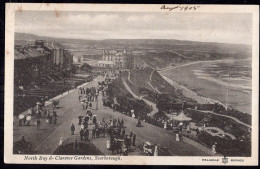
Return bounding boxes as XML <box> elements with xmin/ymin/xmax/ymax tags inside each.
<box><xmin>160</xmin><ymin>74</ymin><xmax>226</xmax><ymax>107</ymax></box>
<box><xmin>157</xmin><ymin>58</ymin><xmax>251</xmax><ymax>72</ymax></box>
<box><xmin>158</xmin><ymin>59</ymin><xmax>251</xmax><ymax>114</ymax></box>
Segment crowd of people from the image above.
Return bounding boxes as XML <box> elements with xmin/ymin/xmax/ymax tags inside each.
<box><xmin>68</xmin><ymin>71</ymin><xmax>146</xmax><ymax>156</ymax></box>
<box><xmin>18</xmin><ymin>101</ymin><xmax>58</xmax><ymax>128</ymax></box>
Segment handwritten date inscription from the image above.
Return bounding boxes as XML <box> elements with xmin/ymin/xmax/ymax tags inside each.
<box><xmin>161</xmin><ymin>5</ymin><xmax>200</xmax><ymax>11</ymax></box>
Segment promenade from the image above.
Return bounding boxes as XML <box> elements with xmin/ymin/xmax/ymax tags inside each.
<box><xmin>14</xmin><ymin>75</ymin><xmax>217</xmax><ymax>156</ymax></box>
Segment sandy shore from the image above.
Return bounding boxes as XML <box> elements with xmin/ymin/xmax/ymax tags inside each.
<box><xmin>160</xmin><ymin>74</ymin><xmax>225</xmax><ymax>106</ymax></box>
<box><xmin>158</xmin><ymin>58</ymin><xmax>251</xmax><ymax>72</ymax></box>
<box><xmin>158</xmin><ymin>59</ymin><xmax>251</xmax><ymax>114</ymax></box>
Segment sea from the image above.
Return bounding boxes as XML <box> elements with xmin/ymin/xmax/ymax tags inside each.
<box><xmin>160</xmin><ymin>59</ymin><xmax>252</xmax><ymax>114</ymax></box>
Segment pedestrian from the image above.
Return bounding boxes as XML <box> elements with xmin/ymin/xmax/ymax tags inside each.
<box><xmin>21</xmin><ymin>136</ymin><xmax>25</xmax><ymax>142</ymax></box>
<box><xmin>111</xmin><ymin>140</ymin><xmax>115</xmax><ymax>155</ymax></box>
<box><xmin>117</xmin><ymin>117</ymin><xmax>120</xmax><ymax>127</ymax></box>
<box><xmin>103</xmin><ymin>125</ymin><xmax>106</xmax><ymax>138</ymax></box>
<box><xmin>80</xmin><ymin>129</ymin><xmax>84</xmax><ymax>141</ymax></box>
<box><xmin>53</xmin><ymin>117</ymin><xmax>57</xmax><ymax>124</ymax></box>
<box><xmin>47</xmin><ymin>110</ymin><xmax>50</xmax><ymax>118</ymax></box>
<box><xmin>136</xmin><ymin>118</ymin><xmax>142</xmax><ymax>127</ymax></box>
<box><xmin>212</xmin><ymin>143</ymin><xmax>217</xmax><ymax>154</ymax></box>
<box><xmin>132</xmin><ymin>133</ymin><xmax>136</xmax><ymax>146</ymax></box>
<box><xmin>154</xmin><ymin>145</ymin><xmax>159</xmax><ymax>156</ymax></box>
<box><xmin>53</xmin><ymin>111</ymin><xmax>57</xmax><ymax>118</ymax></box>
<box><xmin>121</xmin><ymin>129</ymin><xmax>126</xmax><ymax>138</ymax></box>
<box><xmin>81</xmin><ymin>122</ymin><xmax>84</xmax><ymax>130</ymax></box>
<box><xmin>84</xmin><ymin>121</ymin><xmax>88</xmax><ymax>130</ymax></box>
<box><xmin>84</xmin><ymin>129</ymin><xmax>89</xmax><ymax>141</ymax></box>
<box><xmin>92</xmin><ymin>128</ymin><xmax>96</xmax><ymax>138</ymax></box>
<box><xmin>78</xmin><ymin>116</ymin><xmax>82</xmax><ymax>125</ymax></box>
<box><xmin>96</xmin><ymin>128</ymin><xmax>100</xmax><ymax>138</ymax></box>
<box><xmin>93</xmin><ymin>116</ymin><xmax>97</xmax><ymax>125</ymax></box>
<box><xmin>71</xmin><ymin>123</ymin><xmax>75</xmax><ymax>135</ymax></box>
<box><xmin>176</xmin><ymin>133</ymin><xmax>180</xmax><ymax>142</ymax></box>
<box><xmin>23</xmin><ymin>115</ymin><xmax>27</xmax><ymax>126</ymax></box>
<box><xmin>121</xmin><ymin>119</ymin><xmax>124</xmax><ymax>127</ymax></box>
<box><xmin>36</xmin><ymin>119</ymin><xmax>41</xmax><ymax>129</ymax></box>
<box><xmin>82</xmin><ymin>101</ymin><xmax>85</xmax><ymax>110</ymax></box>
<box><xmin>163</xmin><ymin>122</ymin><xmax>167</xmax><ymax>130</ymax></box>
<box><xmin>106</xmin><ymin>140</ymin><xmax>111</xmax><ymax>149</ymax></box>
<box><xmin>59</xmin><ymin>137</ymin><xmax>64</xmax><ymax>147</ymax></box>
<box><xmin>129</xmin><ymin>130</ymin><xmax>133</xmax><ymax>138</ymax></box>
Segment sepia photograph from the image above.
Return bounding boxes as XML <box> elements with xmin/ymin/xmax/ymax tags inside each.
<box><xmin>4</xmin><ymin>3</ymin><xmax>259</xmax><ymax>165</ymax></box>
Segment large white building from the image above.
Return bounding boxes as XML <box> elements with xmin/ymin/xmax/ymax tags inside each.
<box><xmin>98</xmin><ymin>50</ymin><xmax>134</xmax><ymax>69</ymax></box>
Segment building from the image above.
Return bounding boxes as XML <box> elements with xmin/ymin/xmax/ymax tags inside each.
<box><xmin>43</xmin><ymin>41</ymin><xmax>70</xmax><ymax>69</ymax></box>
<box><xmin>98</xmin><ymin>49</ymin><xmax>134</xmax><ymax>69</ymax></box>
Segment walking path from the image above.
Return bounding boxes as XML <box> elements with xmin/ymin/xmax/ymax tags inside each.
<box><xmin>147</xmin><ymin>70</ymin><xmax>161</xmax><ymax>94</ymax></box>
<box><xmin>122</xmin><ymin>78</ymin><xmax>158</xmax><ymax>116</ymax></box>
<box><xmin>122</xmin><ymin>78</ymin><xmax>140</xmax><ymax>100</ymax></box>
<box><xmin>189</xmin><ymin>108</ymin><xmax>251</xmax><ymax>128</ymax></box>
<box><xmin>128</xmin><ymin>71</ymin><xmax>133</xmax><ymax>84</ymax></box>
<box><xmin>14</xmin><ymin>75</ymin><xmax>217</xmax><ymax>156</ymax></box>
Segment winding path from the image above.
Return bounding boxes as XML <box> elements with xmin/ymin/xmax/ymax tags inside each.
<box><xmin>189</xmin><ymin>108</ymin><xmax>251</xmax><ymax>129</ymax></box>
<box><xmin>122</xmin><ymin>78</ymin><xmax>158</xmax><ymax>116</ymax></box>
<box><xmin>147</xmin><ymin>70</ymin><xmax>161</xmax><ymax>94</ymax></box>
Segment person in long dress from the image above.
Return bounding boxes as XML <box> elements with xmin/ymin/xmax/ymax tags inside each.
<box><xmin>59</xmin><ymin>137</ymin><xmax>64</xmax><ymax>147</ymax></box>
<box><xmin>71</xmin><ymin>123</ymin><xmax>75</xmax><ymax>135</ymax></box>
<box><xmin>154</xmin><ymin>145</ymin><xmax>158</xmax><ymax>156</ymax></box>
<box><xmin>212</xmin><ymin>143</ymin><xmax>217</xmax><ymax>154</ymax></box>
<box><xmin>176</xmin><ymin>133</ymin><xmax>180</xmax><ymax>142</ymax></box>
<box><xmin>106</xmin><ymin>140</ymin><xmax>111</xmax><ymax>149</ymax></box>
<box><xmin>164</xmin><ymin>122</ymin><xmax>167</xmax><ymax>130</ymax></box>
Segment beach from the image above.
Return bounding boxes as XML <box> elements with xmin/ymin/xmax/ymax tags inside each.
<box><xmin>159</xmin><ymin>59</ymin><xmax>252</xmax><ymax>114</ymax></box>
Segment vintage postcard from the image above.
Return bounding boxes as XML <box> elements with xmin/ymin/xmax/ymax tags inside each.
<box><xmin>4</xmin><ymin>3</ymin><xmax>259</xmax><ymax>165</ymax></box>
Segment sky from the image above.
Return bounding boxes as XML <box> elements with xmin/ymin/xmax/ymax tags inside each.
<box><xmin>15</xmin><ymin>11</ymin><xmax>252</xmax><ymax>45</ymax></box>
